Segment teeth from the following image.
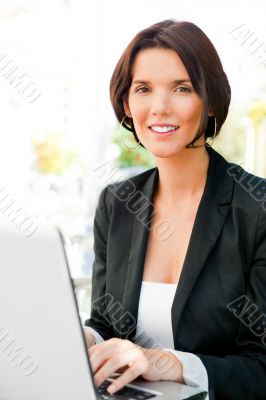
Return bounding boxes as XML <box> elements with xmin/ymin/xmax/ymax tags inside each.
<box><xmin>150</xmin><ymin>126</ymin><xmax>178</xmax><ymax>133</ymax></box>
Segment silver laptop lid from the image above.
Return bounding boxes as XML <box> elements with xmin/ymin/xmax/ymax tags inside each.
<box><xmin>0</xmin><ymin>218</ymin><xmax>97</xmax><ymax>400</ymax></box>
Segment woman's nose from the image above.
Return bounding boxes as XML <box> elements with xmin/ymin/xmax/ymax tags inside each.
<box><xmin>150</xmin><ymin>92</ymin><xmax>171</xmax><ymax>115</ymax></box>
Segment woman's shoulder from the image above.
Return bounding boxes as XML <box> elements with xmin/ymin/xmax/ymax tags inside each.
<box><xmin>108</xmin><ymin>167</ymin><xmax>157</xmax><ymax>191</ymax></box>
<box><xmin>226</xmin><ymin>160</ymin><xmax>266</xmax><ymax>208</ymax></box>
<box><xmin>98</xmin><ymin>167</ymin><xmax>157</xmax><ymax>210</ymax></box>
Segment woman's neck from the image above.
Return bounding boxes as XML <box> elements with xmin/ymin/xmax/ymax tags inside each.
<box><xmin>154</xmin><ymin>147</ymin><xmax>210</xmax><ymax>206</ymax></box>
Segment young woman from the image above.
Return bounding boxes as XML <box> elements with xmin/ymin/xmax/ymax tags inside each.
<box><xmin>84</xmin><ymin>19</ymin><xmax>266</xmax><ymax>399</ymax></box>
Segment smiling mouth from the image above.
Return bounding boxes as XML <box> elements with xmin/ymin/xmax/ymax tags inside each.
<box><xmin>148</xmin><ymin>126</ymin><xmax>180</xmax><ymax>136</ymax></box>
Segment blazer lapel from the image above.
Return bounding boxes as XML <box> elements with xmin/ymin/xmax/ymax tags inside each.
<box><xmin>120</xmin><ymin>168</ymin><xmax>158</xmax><ymax>340</ymax></box>
<box><xmin>171</xmin><ymin>147</ymin><xmax>234</xmax><ymax>346</ymax></box>
<box><xmin>120</xmin><ymin>147</ymin><xmax>234</xmax><ymax>344</ymax></box>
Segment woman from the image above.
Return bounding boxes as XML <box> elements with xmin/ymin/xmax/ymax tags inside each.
<box><xmin>84</xmin><ymin>19</ymin><xmax>266</xmax><ymax>399</ymax></box>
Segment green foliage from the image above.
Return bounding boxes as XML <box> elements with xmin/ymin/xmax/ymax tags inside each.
<box><xmin>112</xmin><ymin>123</ymin><xmax>156</xmax><ymax>169</ymax></box>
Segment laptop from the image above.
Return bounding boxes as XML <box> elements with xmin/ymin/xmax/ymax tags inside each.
<box><xmin>0</xmin><ymin>217</ymin><xmax>207</xmax><ymax>400</ymax></box>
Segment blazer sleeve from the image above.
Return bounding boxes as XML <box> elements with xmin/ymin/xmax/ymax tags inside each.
<box><xmin>84</xmin><ymin>186</ymin><xmax>114</xmax><ymax>340</ymax></box>
<box><xmin>196</xmin><ymin>205</ymin><xmax>266</xmax><ymax>400</ymax></box>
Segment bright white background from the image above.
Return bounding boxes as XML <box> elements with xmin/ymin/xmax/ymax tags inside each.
<box><xmin>0</xmin><ymin>0</ymin><xmax>266</xmax><ymax>190</ymax></box>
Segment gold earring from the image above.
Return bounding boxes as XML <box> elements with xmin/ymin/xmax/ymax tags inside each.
<box><xmin>120</xmin><ymin>115</ymin><xmax>140</xmax><ymax>149</ymax></box>
<box><xmin>206</xmin><ymin>116</ymin><xmax>217</xmax><ymax>148</ymax></box>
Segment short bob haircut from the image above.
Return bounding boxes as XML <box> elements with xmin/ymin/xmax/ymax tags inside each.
<box><xmin>110</xmin><ymin>19</ymin><xmax>231</xmax><ymax>148</ymax></box>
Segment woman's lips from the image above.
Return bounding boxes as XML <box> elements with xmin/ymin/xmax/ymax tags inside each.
<box><xmin>148</xmin><ymin>126</ymin><xmax>179</xmax><ymax>137</ymax></box>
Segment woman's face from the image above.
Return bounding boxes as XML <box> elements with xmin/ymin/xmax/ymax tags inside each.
<box><xmin>124</xmin><ymin>48</ymin><xmax>206</xmax><ymax>158</ymax></box>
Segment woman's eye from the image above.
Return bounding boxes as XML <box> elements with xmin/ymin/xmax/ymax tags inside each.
<box><xmin>136</xmin><ymin>86</ymin><xmax>149</xmax><ymax>93</ymax></box>
<box><xmin>175</xmin><ymin>86</ymin><xmax>191</xmax><ymax>93</ymax></box>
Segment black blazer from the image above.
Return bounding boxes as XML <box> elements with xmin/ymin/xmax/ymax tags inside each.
<box><xmin>85</xmin><ymin>146</ymin><xmax>266</xmax><ymax>400</ymax></box>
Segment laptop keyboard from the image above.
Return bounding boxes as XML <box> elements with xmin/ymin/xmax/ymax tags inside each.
<box><xmin>97</xmin><ymin>379</ymin><xmax>156</xmax><ymax>399</ymax></box>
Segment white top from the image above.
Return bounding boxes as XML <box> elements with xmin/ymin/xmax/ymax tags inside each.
<box><xmin>135</xmin><ymin>281</ymin><xmax>176</xmax><ymax>349</ymax></box>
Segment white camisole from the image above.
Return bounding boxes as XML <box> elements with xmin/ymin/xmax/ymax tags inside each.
<box><xmin>135</xmin><ymin>281</ymin><xmax>177</xmax><ymax>349</ymax></box>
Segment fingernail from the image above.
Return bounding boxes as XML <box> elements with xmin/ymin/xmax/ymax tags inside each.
<box><xmin>108</xmin><ymin>384</ymin><xmax>116</xmax><ymax>394</ymax></box>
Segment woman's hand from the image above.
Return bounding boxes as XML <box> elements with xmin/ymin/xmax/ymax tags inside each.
<box><xmin>83</xmin><ymin>328</ymin><xmax>96</xmax><ymax>349</ymax></box>
<box><xmin>89</xmin><ymin>338</ymin><xmax>184</xmax><ymax>395</ymax></box>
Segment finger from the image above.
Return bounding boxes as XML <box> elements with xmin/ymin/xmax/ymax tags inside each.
<box><xmin>89</xmin><ymin>339</ymin><xmax>134</xmax><ymax>374</ymax></box>
<box><xmin>94</xmin><ymin>349</ymin><xmax>137</xmax><ymax>387</ymax></box>
<box><xmin>88</xmin><ymin>342</ymin><xmax>102</xmax><ymax>356</ymax></box>
<box><xmin>88</xmin><ymin>338</ymin><xmax>129</xmax><ymax>357</ymax></box>
<box><xmin>107</xmin><ymin>361</ymin><xmax>147</xmax><ymax>395</ymax></box>
<box><xmin>88</xmin><ymin>339</ymin><xmax>118</xmax><ymax>372</ymax></box>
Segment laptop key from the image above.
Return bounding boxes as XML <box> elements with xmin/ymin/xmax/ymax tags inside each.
<box><xmin>97</xmin><ymin>380</ymin><xmax>156</xmax><ymax>399</ymax></box>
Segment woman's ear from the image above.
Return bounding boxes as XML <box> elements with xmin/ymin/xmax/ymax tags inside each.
<box><xmin>123</xmin><ymin>99</ymin><xmax>132</xmax><ymax>118</ymax></box>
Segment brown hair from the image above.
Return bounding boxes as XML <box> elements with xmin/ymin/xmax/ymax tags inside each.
<box><xmin>109</xmin><ymin>19</ymin><xmax>231</xmax><ymax>148</ymax></box>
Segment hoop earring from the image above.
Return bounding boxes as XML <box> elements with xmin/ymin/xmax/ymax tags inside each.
<box><xmin>206</xmin><ymin>116</ymin><xmax>217</xmax><ymax>148</ymax></box>
<box><xmin>120</xmin><ymin>115</ymin><xmax>140</xmax><ymax>149</ymax></box>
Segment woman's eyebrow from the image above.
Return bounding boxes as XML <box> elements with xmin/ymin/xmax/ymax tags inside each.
<box><xmin>131</xmin><ymin>79</ymin><xmax>191</xmax><ymax>85</ymax></box>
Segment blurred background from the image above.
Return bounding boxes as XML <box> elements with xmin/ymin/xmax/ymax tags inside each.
<box><xmin>1</xmin><ymin>0</ymin><xmax>266</xmax><ymax>321</ymax></box>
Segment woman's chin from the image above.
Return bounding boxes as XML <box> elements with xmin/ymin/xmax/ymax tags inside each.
<box><xmin>145</xmin><ymin>143</ymin><xmax>187</xmax><ymax>159</ymax></box>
